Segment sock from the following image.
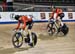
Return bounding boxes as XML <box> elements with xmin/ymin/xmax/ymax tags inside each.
<box><xmin>30</xmin><ymin>35</ymin><xmax>33</xmax><ymax>43</ymax></box>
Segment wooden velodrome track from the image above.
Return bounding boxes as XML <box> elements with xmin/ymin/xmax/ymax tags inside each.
<box><xmin>0</xmin><ymin>22</ymin><xmax>75</xmax><ymax>54</ymax></box>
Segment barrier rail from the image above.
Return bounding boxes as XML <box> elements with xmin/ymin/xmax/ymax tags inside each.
<box><xmin>0</xmin><ymin>3</ymin><xmax>75</xmax><ymax>12</ymax></box>
<box><xmin>0</xmin><ymin>12</ymin><xmax>75</xmax><ymax>24</ymax></box>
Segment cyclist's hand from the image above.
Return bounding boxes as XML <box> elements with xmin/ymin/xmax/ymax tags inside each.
<box><xmin>20</xmin><ymin>28</ymin><xmax>24</xmax><ymax>32</ymax></box>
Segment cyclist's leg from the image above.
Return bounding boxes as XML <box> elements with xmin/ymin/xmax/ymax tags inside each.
<box><xmin>59</xmin><ymin>18</ymin><xmax>64</xmax><ymax>27</ymax></box>
<box><xmin>25</xmin><ymin>25</ymin><xmax>29</xmax><ymax>34</ymax></box>
<box><xmin>59</xmin><ymin>13</ymin><xmax>64</xmax><ymax>26</ymax></box>
<box><xmin>24</xmin><ymin>21</ymin><xmax>32</xmax><ymax>35</ymax></box>
<box><xmin>27</xmin><ymin>21</ymin><xmax>33</xmax><ymax>43</ymax></box>
<box><xmin>50</xmin><ymin>19</ymin><xmax>55</xmax><ymax>32</ymax></box>
<box><xmin>57</xmin><ymin>16</ymin><xmax>63</xmax><ymax>27</ymax></box>
<box><xmin>28</xmin><ymin>30</ymin><xmax>32</xmax><ymax>43</ymax></box>
<box><xmin>23</xmin><ymin>23</ymin><xmax>29</xmax><ymax>36</ymax></box>
<box><xmin>23</xmin><ymin>22</ymin><xmax>33</xmax><ymax>43</ymax></box>
<box><xmin>55</xmin><ymin>20</ymin><xmax>60</xmax><ymax>28</ymax></box>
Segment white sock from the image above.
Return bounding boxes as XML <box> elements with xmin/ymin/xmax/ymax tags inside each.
<box><xmin>30</xmin><ymin>35</ymin><xmax>33</xmax><ymax>43</ymax></box>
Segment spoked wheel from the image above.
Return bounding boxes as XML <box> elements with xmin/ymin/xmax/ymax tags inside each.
<box><xmin>12</xmin><ymin>32</ymin><xmax>23</xmax><ymax>48</ymax></box>
<box><xmin>47</xmin><ymin>23</ymin><xmax>56</xmax><ymax>35</ymax></box>
<box><xmin>47</xmin><ymin>26</ymin><xmax>56</xmax><ymax>35</ymax></box>
<box><xmin>52</xmin><ymin>28</ymin><xmax>56</xmax><ymax>34</ymax></box>
<box><xmin>26</xmin><ymin>32</ymin><xmax>37</xmax><ymax>47</ymax></box>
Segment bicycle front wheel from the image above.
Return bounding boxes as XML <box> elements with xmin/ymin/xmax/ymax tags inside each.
<box><xmin>12</xmin><ymin>32</ymin><xmax>23</xmax><ymax>48</ymax></box>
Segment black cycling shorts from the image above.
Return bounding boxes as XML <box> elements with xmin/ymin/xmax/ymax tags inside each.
<box><xmin>26</xmin><ymin>21</ymin><xmax>33</xmax><ymax>29</ymax></box>
<box><xmin>58</xmin><ymin>13</ymin><xmax>65</xmax><ymax>20</ymax></box>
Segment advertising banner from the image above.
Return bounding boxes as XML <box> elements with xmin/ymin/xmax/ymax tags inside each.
<box><xmin>0</xmin><ymin>12</ymin><xmax>75</xmax><ymax>23</ymax></box>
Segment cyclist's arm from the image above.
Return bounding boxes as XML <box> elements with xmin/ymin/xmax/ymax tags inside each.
<box><xmin>16</xmin><ymin>20</ymin><xmax>20</xmax><ymax>30</ymax></box>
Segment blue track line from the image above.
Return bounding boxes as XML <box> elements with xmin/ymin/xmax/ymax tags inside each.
<box><xmin>0</xmin><ymin>20</ymin><xmax>75</xmax><ymax>24</ymax></box>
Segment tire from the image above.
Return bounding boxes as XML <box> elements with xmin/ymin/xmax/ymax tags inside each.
<box><xmin>12</xmin><ymin>32</ymin><xmax>23</xmax><ymax>48</ymax></box>
<box><xmin>61</xmin><ymin>24</ymin><xmax>69</xmax><ymax>35</ymax></box>
<box><xmin>26</xmin><ymin>32</ymin><xmax>37</xmax><ymax>47</ymax></box>
<box><xmin>47</xmin><ymin>23</ymin><xmax>56</xmax><ymax>35</ymax></box>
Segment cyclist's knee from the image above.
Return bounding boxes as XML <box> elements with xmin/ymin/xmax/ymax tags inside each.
<box><xmin>28</xmin><ymin>29</ymin><xmax>32</xmax><ymax>35</ymax></box>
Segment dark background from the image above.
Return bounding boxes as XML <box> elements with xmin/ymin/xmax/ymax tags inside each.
<box><xmin>14</xmin><ymin>0</ymin><xmax>75</xmax><ymax>6</ymax></box>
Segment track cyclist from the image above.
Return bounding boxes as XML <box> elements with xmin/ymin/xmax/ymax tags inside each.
<box><xmin>14</xmin><ymin>15</ymin><xmax>33</xmax><ymax>44</ymax></box>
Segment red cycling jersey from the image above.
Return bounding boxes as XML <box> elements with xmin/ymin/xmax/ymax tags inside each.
<box><xmin>16</xmin><ymin>16</ymin><xmax>32</xmax><ymax>30</ymax></box>
<box><xmin>52</xmin><ymin>8</ymin><xmax>63</xmax><ymax>19</ymax></box>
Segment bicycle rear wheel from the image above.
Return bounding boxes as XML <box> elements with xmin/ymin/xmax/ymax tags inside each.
<box><xmin>26</xmin><ymin>32</ymin><xmax>37</xmax><ymax>47</ymax></box>
<box><xmin>61</xmin><ymin>24</ymin><xmax>69</xmax><ymax>36</ymax></box>
<box><xmin>12</xmin><ymin>32</ymin><xmax>23</xmax><ymax>48</ymax></box>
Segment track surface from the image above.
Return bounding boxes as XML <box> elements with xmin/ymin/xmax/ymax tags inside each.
<box><xmin>0</xmin><ymin>22</ymin><xmax>75</xmax><ymax>54</ymax></box>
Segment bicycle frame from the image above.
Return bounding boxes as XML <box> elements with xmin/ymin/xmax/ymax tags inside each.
<box><xmin>52</xmin><ymin>21</ymin><xmax>61</xmax><ymax>33</ymax></box>
<box><xmin>12</xmin><ymin>28</ymin><xmax>37</xmax><ymax>48</ymax></box>
<box><xmin>15</xmin><ymin>29</ymin><xmax>27</xmax><ymax>42</ymax></box>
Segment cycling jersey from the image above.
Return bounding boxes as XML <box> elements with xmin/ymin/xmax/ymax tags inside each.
<box><xmin>16</xmin><ymin>16</ymin><xmax>32</xmax><ymax>30</ymax></box>
<box><xmin>52</xmin><ymin>8</ymin><xmax>63</xmax><ymax>19</ymax></box>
